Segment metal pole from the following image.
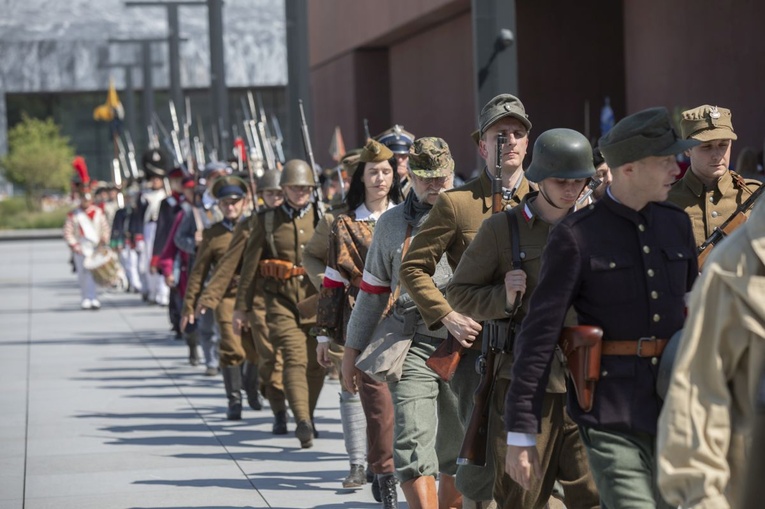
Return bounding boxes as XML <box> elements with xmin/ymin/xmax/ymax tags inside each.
<box><xmin>472</xmin><ymin>0</ymin><xmax>518</xmax><ymax>118</ymax></box>
<box><xmin>141</xmin><ymin>40</ymin><xmax>155</xmax><ymax>135</ymax></box>
<box><xmin>167</xmin><ymin>4</ymin><xmax>183</xmax><ymax>114</ymax></box>
<box><xmin>207</xmin><ymin>0</ymin><xmax>230</xmax><ymax>156</ymax></box>
<box><xmin>285</xmin><ymin>0</ymin><xmax>311</xmax><ymax>161</ymax></box>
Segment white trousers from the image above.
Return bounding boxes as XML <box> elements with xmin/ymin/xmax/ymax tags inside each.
<box><xmin>141</xmin><ymin>222</ymin><xmax>169</xmax><ymax>303</ymax></box>
<box><xmin>73</xmin><ymin>253</ymin><xmax>98</xmax><ymax>301</ymax></box>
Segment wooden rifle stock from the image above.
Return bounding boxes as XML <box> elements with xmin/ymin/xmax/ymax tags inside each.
<box><xmin>456</xmin><ymin>339</ymin><xmax>495</xmax><ymax>466</ymax></box>
<box><xmin>456</xmin><ymin>132</ymin><xmax>508</xmax><ymax>466</ymax></box>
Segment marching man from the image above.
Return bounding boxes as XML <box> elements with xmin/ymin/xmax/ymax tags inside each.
<box><xmin>63</xmin><ymin>185</ymin><xmax>110</xmax><ymax>309</ymax></box>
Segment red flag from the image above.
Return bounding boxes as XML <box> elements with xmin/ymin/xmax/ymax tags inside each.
<box><xmin>329</xmin><ymin>126</ymin><xmax>346</xmax><ymax>163</ymax></box>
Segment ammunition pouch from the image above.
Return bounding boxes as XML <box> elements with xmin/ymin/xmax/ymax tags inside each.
<box><xmin>258</xmin><ymin>259</ymin><xmax>306</xmax><ymax>280</ymax></box>
<box><xmin>485</xmin><ymin>318</ymin><xmax>518</xmax><ymax>354</ymax></box>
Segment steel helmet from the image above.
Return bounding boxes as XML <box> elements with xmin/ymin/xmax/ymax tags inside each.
<box><xmin>258</xmin><ymin>169</ymin><xmax>282</xmax><ymax>192</ymax></box>
<box><xmin>525</xmin><ymin>128</ymin><xmax>596</xmax><ymax>183</ymax></box>
<box><xmin>279</xmin><ymin>159</ymin><xmax>316</xmax><ymax>187</ymax></box>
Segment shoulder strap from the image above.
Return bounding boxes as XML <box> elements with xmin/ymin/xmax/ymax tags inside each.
<box><xmin>265</xmin><ymin>210</ymin><xmax>277</xmax><ymax>256</ymax></box>
<box><xmin>505</xmin><ymin>210</ymin><xmax>522</xmax><ymax>270</ymax></box>
<box><xmin>730</xmin><ymin>171</ymin><xmax>755</xmax><ymax>196</ymax></box>
<box><xmin>390</xmin><ymin>224</ymin><xmax>414</xmax><ymax>303</ymax></box>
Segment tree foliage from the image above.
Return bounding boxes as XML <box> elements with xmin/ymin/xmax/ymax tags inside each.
<box><xmin>0</xmin><ymin>114</ymin><xmax>74</xmax><ymax>211</ymax></box>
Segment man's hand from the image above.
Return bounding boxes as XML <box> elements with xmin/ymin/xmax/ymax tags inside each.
<box><xmin>442</xmin><ymin>311</ymin><xmax>482</xmax><ymax>348</ymax></box>
<box><xmin>165</xmin><ymin>274</ymin><xmax>175</xmax><ymax>287</ymax></box>
<box><xmin>194</xmin><ymin>303</ymin><xmax>209</xmax><ymax>318</ymax></box>
<box><xmin>504</xmin><ymin>269</ymin><xmax>527</xmax><ymax>311</ymax></box>
<box><xmin>194</xmin><ymin>230</ymin><xmax>203</xmax><ymax>246</ymax></box>
<box><xmin>180</xmin><ymin>313</ymin><xmax>194</xmax><ymax>331</ymax></box>
<box><xmin>316</xmin><ymin>341</ymin><xmax>331</xmax><ymax>368</ymax></box>
<box><xmin>72</xmin><ymin>244</ymin><xmax>82</xmax><ymax>255</ymax></box>
<box><xmin>341</xmin><ymin>347</ymin><xmax>361</xmax><ymax>394</ymax></box>
<box><xmin>232</xmin><ymin>309</ymin><xmax>249</xmax><ymax>335</ymax></box>
<box><xmin>505</xmin><ymin>445</ymin><xmax>541</xmax><ymax>491</ymax></box>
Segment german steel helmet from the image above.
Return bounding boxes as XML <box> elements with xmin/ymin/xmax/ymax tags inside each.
<box><xmin>279</xmin><ymin>159</ymin><xmax>316</xmax><ymax>187</ymax></box>
<box><xmin>258</xmin><ymin>169</ymin><xmax>282</xmax><ymax>191</ymax></box>
<box><xmin>525</xmin><ymin>128</ymin><xmax>596</xmax><ymax>183</ymax></box>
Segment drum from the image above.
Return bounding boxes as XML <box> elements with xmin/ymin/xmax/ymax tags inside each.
<box><xmin>83</xmin><ymin>248</ymin><xmax>126</xmax><ymax>289</ymax></box>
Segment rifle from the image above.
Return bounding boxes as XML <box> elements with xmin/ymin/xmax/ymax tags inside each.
<box><xmin>125</xmin><ymin>131</ymin><xmax>140</xmax><ymax>181</ymax></box>
<box><xmin>576</xmin><ymin>175</ymin><xmax>603</xmax><ymax>206</ymax></box>
<box><xmin>271</xmin><ymin>114</ymin><xmax>286</xmax><ymax>165</ymax></box>
<box><xmin>456</xmin><ymin>132</ymin><xmax>508</xmax><ymax>467</ymax></box>
<box><xmin>245</xmin><ymin>119</ymin><xmax>266</xmax><ymax>175</ymax></box>
<box><xmin>258</xmin><ymin>121</ymin><xmax>277</xmax><ymax>171</ymax></box>
<box><xmin>363</xmin><ymin>118</ymin><xmax>371</xmax><ymax>141</ymax></box>
<box><xmin>298</xmin><ymin>99</ymin><xmax>325</xmax><ymax>213</ymax></box>
<box><xmin>697</xmin><ymin>183</ymin><xmax>764</xmax><ymax>269</ymax></box>
<box><xmin>111</xmin><ymin>157</ymin><xmax>125</xmax><ymax>209</ymax></box>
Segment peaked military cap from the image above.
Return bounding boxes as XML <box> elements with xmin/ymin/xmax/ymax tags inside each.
<box><xmin>376</xmin><ymin>125</ymin><xmax>414</xmax><ymax>154</ymax></box>
<box><xmin>212</xmin><ymin>175</ymin><xmax>247</xmax><ymax>200</ymax></box>
<box><xmin>408</xmin><ymin>137</ymin><xmax>455</xmax><ymax>178</ymax></box>
<box><xmin>479</xmin><ymin>94</ymin><xmax>532</xmax><ymax>135</ymax></box>
<box><xmin>359</xmin><ymin>139</ymin><xmax>394</xmax><ymax>163</ymax></box>
<box><xmin>598</xmin><ymin>107</ymin><xmax>699</xmax><ymax>168</ymax></box>
<box><xmin>680</xmin><ymin>105</ymin><xmax>737</xmax><ymax>142</ymax></box>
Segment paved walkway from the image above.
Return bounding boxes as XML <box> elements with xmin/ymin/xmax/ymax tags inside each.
<box><xmin>1</xmin><ymin>239</ymin><xmax>400</xmax><ymax>509</ymax></box>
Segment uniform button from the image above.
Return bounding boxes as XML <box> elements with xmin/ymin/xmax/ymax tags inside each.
<box><xmin>609</xmin><ymin>262</ymin><xmax>616</xmax><ymax>269</ymax></box>
<box><xmin>643</xmin><ymin>245</ymin><xmax>651</xmax><ymax>254</ymax></box>
<box><xmin>297</xmin><ymin>275</ymin><xmax>304</xmax><ymax>282</ymax></box>
<box><xmin>651</xmin><ymin>357</ymin><xmax>658</xmax><ymax>366</ymax></box>
<box><xmin>520</xmin><ymin>252</ymin><xmax>526</xmax><ymax>259</ymax></box>
<box><xmin>709</xmin><ymin>196</ymin><xmax>714</xmax><ymax>203</ymax></box>
<box><xmin>601</xmin><ymin>370</ymin><xmax>608</xmax><ymax>377</ymax></box>
<box><xmin>638</xmin><ymin>224</ymin><xmax>646</xmax><ymax>232</ymax></box>
<box><xmin>653</xmin><ymin>313</ymin><xmax>661</xmax><ymax>322</ymax></box>
<box><xmin>299</xmin><ymin>229</ymin><xmax>305</xmax><ymax>234</ymax></box>
<box><xmin>711</xmin><ymin>211</ymin><xmax>719</xmax><ymax>218</ymax></box>
<box><xmin>300</xmin><ymin>244</ymin><xmax>305</xmax><ymax>249</ymax></box>
<box><xmin>647</xmin><ymin>269</ymin><xmax>655</xmax><ymax>277</ymax></box>
<box><xmin>651</xmin><ymin>291</ymin><xmax>658</xmax><ymax>299</ymax></box>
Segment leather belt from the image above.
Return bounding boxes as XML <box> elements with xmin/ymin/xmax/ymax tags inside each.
<box><xmin>601</xmin><ymin>337</ymin><xmax>668</xmax><ymax>357</ymax></box>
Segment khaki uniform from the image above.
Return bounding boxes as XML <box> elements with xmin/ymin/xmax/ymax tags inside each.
<box><xmin>196</xmin><ymin>217</ymin><xmax>284</xmax><ymax>406</ymax></box>
<box><xmin>657</xmin><ymin>200</ymin><xmax>765</xmax><ymax>509</ymax></box>
<box><xmin>183</xmin><ymin>221</ymin><xmax>257</xmax><ymax>366</ymax></box>
<box><xmin>447</xmin><ymin>194</ymin><xmax>599</xmax><ymax>508</ymax></box>
<box><xmin>235</xmin><ymin>204</ymin><xmax>324</xmax><ymax>424</ymax></box>
<box><xmin>667</xmin><ymin>169</ymin><xmax>761</xmax><ymax>248</ymax></box>
<box><xmin>399</xmin><ymin>169</ymin><xmax>532</xmax><ymax>502</ymax></box>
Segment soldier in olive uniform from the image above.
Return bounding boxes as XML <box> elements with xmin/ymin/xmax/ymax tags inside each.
<box><xmin>447</xmin><ymin>129</ymin><xmax>600</xmax><ymax>508</ymax></box>
<box><xmin>195</xmin><ymin>170</ymin><xmax>287</xmax><ymax>432</ymax></box>
<box><xmin>181</xmin><ymin>176</ymin><xmax>259</xmax><ymax>420</ymax></box>
<box><xmin>232</xmin><ymin>160</ymin><xmax>325</xmax><ymax>448</ymax></box>
<box><xmin>667</xmin><ymin>105</ymin><xmax>762</xmax><ymax>249</ymax></box>
<box><xmin>503</xmin><ymin>108</ymin><xmax>699</xmax><ymax>509</ymax></box>
<box><xmin>399</xmin><ymin>94</ymin><xmax>534</xmax><ymax>509</ymax></box>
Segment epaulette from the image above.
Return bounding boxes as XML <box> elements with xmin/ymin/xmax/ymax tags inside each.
<box><xmin>565</xmin><ymin>201</ymin><xmax>600</xmax><ymax>226</ymax></box>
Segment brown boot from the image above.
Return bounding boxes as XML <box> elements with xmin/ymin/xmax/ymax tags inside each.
<box><xmin>438</xmin><ymin>473</ymin><xmax>462</xmax><ymax>509</ymax></box>
<box><xmin>401</xmin><ymin>475</ymin><xmax>438</xmax><ymax>509</ymax></box>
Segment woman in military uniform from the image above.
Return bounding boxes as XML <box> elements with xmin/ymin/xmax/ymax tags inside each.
<box><xmin>314</xmin><ymin>140</ymin><xmax>400</xmax><ymax>503</ymax></box>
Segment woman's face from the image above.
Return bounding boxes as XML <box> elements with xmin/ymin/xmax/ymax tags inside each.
<box><xmin>362</xmin><ymin>161</ymin><xmax>394</xmax><ymax>201</ymax></box>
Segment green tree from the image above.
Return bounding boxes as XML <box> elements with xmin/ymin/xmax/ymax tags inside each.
<box><xmin>0</xmin><ymin>114</ymin><xmax>74</xmax><ymax>211</ymax></box>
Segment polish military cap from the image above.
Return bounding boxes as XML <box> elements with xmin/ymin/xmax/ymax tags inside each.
<box><xmin>376</xmin><ymin>125</ymin><xmax>414</xmax><ymax>154</ymax></box>
<box><xmin>408</xmin><ymin>137</ymin><xmax>455</xmax><ymax>178</ymax></box>
<box><xmin>598</xmin><ymin>107</ymin><xmax>699</xmax><ymax>168</ymax></box>
<box><xmin>359</xmin><ymin>139</ymin><xmax>394</xmax><ymax>163</ymax></box>
<box><xmin>341</xmin><ymin>148</ymin><xmax>363</xmax><ymax>177</ymax></box>
<box><xmin>211</xmin><ymin>175</ymin><xmax>247</xmax><ymax>200</ymax></box>
<box><xmin>479</xmin><ymin>94</ymin><xmax>532</xmax><ymax>135</ymax></box>
<box><xmin>141</xmin><ymin>148</ymin><xmax>173</xmax><ymax>178</ymax></box>
<box><xmin>680</xmin><ymin>105</ymin><xmax>738</xmax><ymax>142</ymax></box>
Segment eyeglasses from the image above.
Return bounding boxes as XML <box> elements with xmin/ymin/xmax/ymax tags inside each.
<box><xmin>219</xmin><ymin>197</ymin><xmax>243</xmax><ymax>207</ymax></box>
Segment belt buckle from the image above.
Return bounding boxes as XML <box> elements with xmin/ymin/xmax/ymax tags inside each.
<box><xmin>636</xmin><ymin>337</ymin><xmax>654</xmax><ymax>357</ymax></box>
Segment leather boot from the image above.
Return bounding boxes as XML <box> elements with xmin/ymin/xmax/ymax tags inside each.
<box><xmin>241</xmin><ymin>361</ymin><xmax>262</xmax><ymax>410</ymax></box>
<box><xmin>272</xmin><ymin>410</ymin><xmax>288</xmax><ymax>435</ymax></box>
<box><xmin>378</xmin><ymin>474</ymin><xmax>399</xmax><ymax>509</ymax></box>
<box><xmin>438</xmin><ymin>473</ymin><xmax>463</xmax><ymax>509</ymax></box>
<box><xmin>221</xmin><ymin>366</ymin><xmax>242</xmax><ymax>420</ymax></box>
<box><xmin>295</xmin><ymin>419</ymin><xmax>314</xmax><ymax>448</ymax></box>
<box><xmin>186</xmin><ymin>330</ymin><xmax>199</xmax><ymax>366</ymax></box>
<box><xmin>401</xmin><ymin>476</ymin><xmax>437</xmax><ymax>509</ymax></box>
<box><xmin>342</xmin><ymin>464</ymin><xmax>366</xmax><ymax>489</ymax></box>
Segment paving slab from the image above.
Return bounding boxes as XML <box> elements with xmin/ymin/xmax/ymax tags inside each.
<box><xmin>0</xmin><ymin>240</ymin><xmax>405</xmax><ymax>508</ymax></box>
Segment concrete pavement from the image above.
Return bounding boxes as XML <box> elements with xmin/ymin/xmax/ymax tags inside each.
<box><xmin>0</xmin><ymin>239</ymin><xmax>401</xmax><ymax>509</ymax></box>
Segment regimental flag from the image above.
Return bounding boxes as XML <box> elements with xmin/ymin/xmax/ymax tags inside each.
<box><xmin>328</xmin><ymin>126</ymin><xmax>346</xmax><ymax>163</ymax></box>
<box><xmin>93</xmin><ymin>78</ymin><xmax>125</xmax><ymax>134</ymax></box>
